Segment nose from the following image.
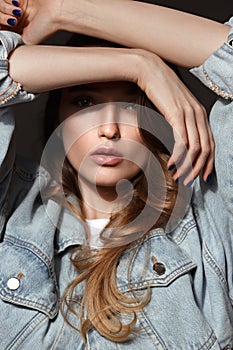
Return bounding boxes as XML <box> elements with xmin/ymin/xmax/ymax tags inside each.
<box><xmin>98</xmin><ymin>104</ymin><xmax>120</xmax><ymax>139</ymax></box>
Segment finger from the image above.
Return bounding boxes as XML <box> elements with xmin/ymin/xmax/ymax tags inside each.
<box><xmin>176</xmin><ymin>106</ymin><xmax>201</xmax><ymax>181</ymax></box>
<box><xmin>201</xmin><ymin>124</ymin><xmax>215</xmax><ymax>183</ymax></box>
<box><xmin>0</xmin><ymin>2</ymin><xmax>22</xmax><ymax>25</ymax></box>
<box><xmin>1</xmin><ymin>0</ymin><xmax>20</xmax><ymax>7</ymax></box>
<box><xmin>176</xmin><ymin>119</ymin><xmax>201</xmax><ymax>182</ymax></box>
<box><xmin>180</xmin><ymin>108</ymin><xmax>212</xmax><ymax>185</ymax></box>
<box><xmin>0</xmin><ymin>13</ymin><xmax>18</xmax><ymax>27</ymax></box>
<box><xmin>183</xmin><ymin>108</ymin><xmax>213</xmax><ymax>185</ymax></box>
<box><xmin>167</xmin><ymin>110</ymin><xmax>188</xmax><ymax>169</ymax></box>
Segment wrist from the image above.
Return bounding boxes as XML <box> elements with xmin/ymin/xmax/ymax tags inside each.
<box><xmin>58</xmin><ymin>0</ymin><xmax>97</xmax><ymax>34</ymax></box>
<box><xmin>58</xmin><ymin>0</ymin><xmax>127</xmax><ymax>37</ymax></box>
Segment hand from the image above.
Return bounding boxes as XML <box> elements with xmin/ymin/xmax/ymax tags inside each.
<box><xmin>0</xmin><ymin>0</ymin><xmax>60</xmax><ymax>44</ymax></box>
<box><xmin>134</xmin><ymin>49</ymin><xmax>214</xmax><ymax>185</ymax></box>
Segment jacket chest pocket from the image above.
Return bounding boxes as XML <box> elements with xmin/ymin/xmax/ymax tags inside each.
<box><xmin>0</xmin><ymin>240</ymin><xmax>59</xmax><ymax>349</ymax></box>
<box><xmin>116</xmin><ymin>233</ymin><xmax>225</xmax><ymax>350</ymax></box>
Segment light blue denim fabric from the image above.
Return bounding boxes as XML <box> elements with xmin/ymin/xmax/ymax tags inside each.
<box><xmin>0</xmin><ymin>19</ymin><xmax>232</xmax><ymax>349</ymax></box>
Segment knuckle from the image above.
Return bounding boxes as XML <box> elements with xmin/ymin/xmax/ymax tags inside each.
<box><xmin>172</xmin><ymin>150</ymin><xmax>185</xmax><ymax>163</ymax></box>
<box><xmin>190</xmin><ymin>140</ymin><xmax>201</xmax><ymax>155</ymax></box>
<box><xmin>1</xmin><ymin>4</ymin><xmax>8</xmax><ymax>12</ymax></box>
<box><xmin>176</xmin><ymin>136</ymin><xmax>188</xmax><ymax>149</ymax></box>
<box><xmin>201</xmin><ymin>147</ymin><xmax>210</xmax><ymax>158</ymax></box>
<box><xmin>184</xmin><ymin>104</ymin><xmax>194</xmax><ymax>115</ymax></box>
<box><xmin>195</xmin><ymin>103</ymin><xmax>206</xmax><ymax>115</ymax></box>
<box><xmin>173</xmin><ymin>131</ymin><xmax>188</xmax><ymax>148</ymax></box>
<box><xmin>210</xmin><ymin>139</ymin><xmax>215</xmax><ymax>151</ymax></box>
<box><xmin>182</xmin><ymin>138</ymin><xmax>189</xmax><ymax>148</ymax></box>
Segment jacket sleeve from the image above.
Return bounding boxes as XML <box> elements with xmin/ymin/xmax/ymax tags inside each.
<box><xmin>0</xmin><ymin>30</ymin><xmax>36</xmax><ymax>106</ymax></box>
<box><xmin>189</xmin><ymin>18</ymin><xmax>233</xmax><ymax>304</ymax></box>
<box><xmin>0</xmin><ymin>31</ymin><xmax>36</xmax><ymax>223</ymax></box>
<box><xmin>189</xmin><ymin>17</ymin><xmax>233</xmax><ymax>216</ymax></box>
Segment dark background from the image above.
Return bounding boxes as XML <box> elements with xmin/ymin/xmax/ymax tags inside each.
<box><xmin>13</xmin><ymin>1</ymin><xmax>233</xmax><ymax>161</ymax></box>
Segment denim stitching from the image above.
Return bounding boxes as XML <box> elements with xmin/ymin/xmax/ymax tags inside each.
<box><xmin>0</xmin><ymin>281</ymin><xmax>58</xmax><ymax>318</ymax></box>
<box><xmin>203</xmin><ymin>243</ymin><xmax>228</xmax><ymax>294</ymax></box>
<box><xmin>136</xmin><ymin>308</ymin><xmax>168</xmax><ymax>349</ymax></box>
<box><xmin>3</xmin><ymin>236</ymin><xmax>59</xmax><ymax>294</ymax></box>
<box><xmin>119</xmin><ymin>261</ymin><xmax>196</xmax><ymax>292</ymax></box>
<box><xmin>5</xmin><ymin>313</ymin><xmax>47</xmax><ymax>350</ymax></box>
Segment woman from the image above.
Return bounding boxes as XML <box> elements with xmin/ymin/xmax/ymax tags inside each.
<box><xmin>0</xmin><ymin>2</ymin><xmax>232</xmax><ymax>350</ymax></box>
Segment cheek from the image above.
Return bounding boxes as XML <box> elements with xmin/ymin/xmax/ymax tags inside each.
<box><xmin>61</xmin><ymin>116</ymin><xmax>93</xmax><ymax>152</ymax></box>
<box><xmin>65</xmin><ymin>134</ymin><xmax>94</xmax><ymax>166</ymax></box>
<box><xmin>123</xmin><ymin>127</ymin><xmax>147</xmax><ymax>161</ymax></box>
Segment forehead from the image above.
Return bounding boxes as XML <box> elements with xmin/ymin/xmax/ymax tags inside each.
<box><xmin>65</xmin><ymin>81</ymin><xmax>138</xmax><ymax>97</ymax></box>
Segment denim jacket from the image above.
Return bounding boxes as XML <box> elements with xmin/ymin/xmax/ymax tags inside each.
<box><xmin>0</xmin><ymin>19</ymin><xmax>232</xmax><ymax>349</ymax></box>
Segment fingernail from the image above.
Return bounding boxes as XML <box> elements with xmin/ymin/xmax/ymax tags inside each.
<box><xmin>168</xmin><ymin>164</ymin><xmax>175</xmax><ymax>171</ymax></box>
<box><xmin>7</xmin><ymin>18</ymin><xmax>16</xmax><ymax>26</ymax></box>
<box><xmin>12</xmin><ymin>9</ymin><xmax>21</xmax><ymax>17</ymax></box>
<box><xmin>175</xmin><ymin>177</ymin><xmax>179</xmax><ymax>183</ymax></box>
<box><xmin>12</xmin><ymin>0</ymin><xmax>20</xmax><ymax>6</ymax></box>
<box><xmin>206</xmin><ymin>173</ymin><xmax>212</xmax><ymax>183</ymax></box>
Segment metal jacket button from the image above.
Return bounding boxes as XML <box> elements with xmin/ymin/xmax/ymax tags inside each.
<box><xmin>7</xmin><ymin>273</ymin><xmax>24</xmax><ymax>290</ymax></box>
<box><xmin>7</xmin><ymin>277</ymin><xmax>20</xmax><ymax>290</ymax></box>
<box><xmin>152</xmin><ymin>256</ymin><xmax>166</xmax><ymax>275</ymax></box>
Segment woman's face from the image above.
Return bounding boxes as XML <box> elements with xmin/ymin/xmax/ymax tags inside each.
<box><xmin>58</xmin><ymin>81</ymin><xmax>148</xmax><ymax>188</ymax></box>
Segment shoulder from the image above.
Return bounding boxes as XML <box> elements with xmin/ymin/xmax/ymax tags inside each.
<box><xmin>5</xmin><ymin>154</ymin><xmax>51</xmax><ymax>219</ymax></box>
<box><xmin>14</xmin><ymin>154</ymin><xmax>49</xmax><ymax>183</ymax></box>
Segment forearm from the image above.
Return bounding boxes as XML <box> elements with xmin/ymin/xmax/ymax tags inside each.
<box><xmin>8</xmin><ymin>45</ymin><xmax>139</xmax><ymax>93</ymax></box>
<box><xmin>60</xmin><ymin>0</ymin><xmax>230</xmax><ymax>67</ymax></box>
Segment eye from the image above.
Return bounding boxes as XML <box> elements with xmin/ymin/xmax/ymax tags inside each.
<box><xmin>72</xmin><ymin>97</ymin><xmax>94</xmax><ymax>109</ymax></box>
<box><xmin>122</xmin><ymin>102</ymin><xmax>138</xmax><ymax>112</ymax></box>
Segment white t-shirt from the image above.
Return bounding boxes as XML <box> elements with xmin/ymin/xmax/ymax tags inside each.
<box><xmin>85</xmin><ymin>218</ymin><xmax>110</xmax><ymax>248</ymax></box>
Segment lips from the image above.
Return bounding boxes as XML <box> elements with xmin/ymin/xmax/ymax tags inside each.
<box><xmin>90</xmin><ymin>147</ymin><xmax>123</xmax><ymax>165</ymax></box>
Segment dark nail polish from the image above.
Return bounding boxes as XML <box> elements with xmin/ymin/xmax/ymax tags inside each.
<box><xmin>186</xmin><ymin>181</ymin><xmax>193</xmax><ymax>188</ymax></box>
<box><xmin>12</xmin><ymin>0</ymin><xmax>20</xmax><ymax>7</ymax></box>
<box><xmin>175</xmin><ymin>177</ymin><xmax>179</xmax><ymax>183</ymax></box>
<box><xmin>7</xmin><ymin>18</ymin><xmax>16</xmax><ymax>26</ymax></box>
<box><xmin>12</xmin><ymin>9</ymin><xmax>21</xmax><ymax>17</ymax></box>
<box><xmin>206</xmin><ymin>173</ymin><xmax>212</xmax><ymax>183</ymax></box>
<box><xmin>168</xmin><ymin>164</ymin><xmax>175</xmax><ymax>171</ymax></box>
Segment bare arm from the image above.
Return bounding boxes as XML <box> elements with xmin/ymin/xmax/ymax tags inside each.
<box><xmin>8</xmin><ymin>45</ymin><xmax>140</xmax><ymax>93</ymax></box>
<box><xmin>61</xmin><ymin>0</ymin><xmax>230</xmax><ymax>67</ymax></box>
<box><xmin>0</xmin><ymin>33</ymin><xmax>211</xmax><ymax>185</ymax></box>
<box><xmin>0</xmin><ymin>0</ymin><xmax>231</xmax><ymax>67</ymax></box>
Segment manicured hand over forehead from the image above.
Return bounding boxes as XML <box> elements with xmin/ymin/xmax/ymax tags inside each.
<box><xmin>135</xmin><ymin>50</ymin><xmax>214</xmax><ymax>185</ymax></box>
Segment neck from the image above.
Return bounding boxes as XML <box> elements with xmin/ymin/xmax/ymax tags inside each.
<box><xmin>78</xmin><ymin>177</ymin><xmax>132</xmax><ymax>220</ymax></box>
<box><xmin>79</xmin><ymin>178</ymin><xmax>118</xmax><ymax>219</ymax></box>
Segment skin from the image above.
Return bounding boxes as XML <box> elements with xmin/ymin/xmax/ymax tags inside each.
<box><xmin>58</xmin><ymin>81</ymin><xmax>148</xmax><ymax>219</ymax></box>
<box><xmin>1</xmin><ymin>0</ymin><xmax>225</xmax><ymax>182</ymax></box>
<box><xmin>0</xmin><ymin>0</ymin><xmax>230</xmax><ymax>65</ymax></box>
<box><xmin>7</xmin><ymin>44</ymin><xmax>213</xmax><ymax>185</ymax></box>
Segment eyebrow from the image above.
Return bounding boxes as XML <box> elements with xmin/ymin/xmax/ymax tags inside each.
<box><xmin>68</xmin><ymin>85</ymin><xmax>99</xmax><ymax>93</ymax></box>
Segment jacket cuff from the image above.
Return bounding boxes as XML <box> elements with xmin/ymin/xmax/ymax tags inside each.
<box><xmin>189</xmin><ymin>17</ymin><xmax>233</xmax><ymax>100</ymax></box>
<box><xmin>0</xmin><ymin>31</ymin><xmax>36</xmax><ymax>106</ymax></box>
